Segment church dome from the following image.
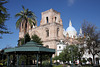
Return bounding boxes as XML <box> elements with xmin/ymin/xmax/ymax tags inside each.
<box><xmin>66</xmin><ymin>20</ymin><xmax>77</xmax><ymax>38</ymax></box>
<box><xmin>66</xmin><ymin>26</ymin><xmax>76</xmax><ymax>32</ymax></box>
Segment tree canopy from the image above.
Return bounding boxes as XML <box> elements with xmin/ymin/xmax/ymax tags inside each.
<box><xmin>18</xmin><ymin>33</ymin><xmax>31</xmax><ymax>46</ymax></box>
<box><xmin>82</xmin><ymin>20</ymin><xmax>100</xmax><ymax>65</ymax></box>
<box><xmin>31</xmin><ymin>34</ymin><xmax>43</xmax><ymax>45</ymax></box>
<box><xmin>0</xmin><ymin>0</ymin><xmax>11</xmax><ymax>39</ymax></box>
<box><xmin>24</xmin><ymin>33</ymin><xmax>31</xmax><ymax>43</ymax></box>
<box><xmin>18</xmin><ymin>34</ymin><xmax>43</xmax><ymax>46</ymax></box>
<box><xmin>59</xmin><ymin>45</ymin><xmax>79</xmax><ymax>63</ymax></box>
<box><xmin>15</xmin><ymin>6</ymin><xmax>37</xmax><ymax>34</ymax></box>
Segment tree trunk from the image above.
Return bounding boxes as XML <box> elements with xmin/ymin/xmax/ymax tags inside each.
<box><xmin>93</xmin><ymin>54</ymin><xmax>95</xmax><ymax>66</ymax></box>
<box><xmin>23</xmin><ymin>19</ymin><xmax>28</xmax><ymax>35</ymax></box>
<box><xmin>24</xmin><ymin>19</ymin><xmax>28</xmax><ymax>44</ymax></box>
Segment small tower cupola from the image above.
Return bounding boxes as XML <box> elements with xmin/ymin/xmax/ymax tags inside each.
<box><xmin>80</xmin><ymin>28</ymin><xmax>82</xmax><ymax>34</ymax></box>
<box><xmin>78</xmin><ymin>28</ymin><xmax>84</xmax><ymax>38</ymax></box>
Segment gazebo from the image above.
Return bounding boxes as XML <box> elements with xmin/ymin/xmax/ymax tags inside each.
<box><xmin>4</xmin><ymin>41</ymin><xmax>55</xmax><ymax>67</ymax></box>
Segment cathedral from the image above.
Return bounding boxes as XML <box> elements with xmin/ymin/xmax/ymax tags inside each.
<box><xmin>19</xmin><ymin>9</ymin><xmax>64</xmax><ymax>55</ymax></box>
<box><xmin>19</xmin><ymin>9</ymin><xmax>83</xmax><ymax>55</ymax></box>
<box><xmin>19</xmin><ymin>9</ymin><xmax>100</xmax><ymax>64</ymax></box>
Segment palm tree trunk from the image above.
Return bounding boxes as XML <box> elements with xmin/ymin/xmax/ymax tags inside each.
<box><xmin>24</xmin><ymin>19</ymin><xmax>27</xmax><ymax>44</ymax></box>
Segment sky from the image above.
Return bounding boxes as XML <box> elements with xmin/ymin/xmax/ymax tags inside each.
<box><xmin>0</xmin><ymin>0</ymin><xmax>100</xmax><ymax>49</ymax></box>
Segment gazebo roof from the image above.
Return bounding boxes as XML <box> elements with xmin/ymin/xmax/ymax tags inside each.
<box><xmin>4</xmin><ymin>41</ymin><xmax>55</xmax><ymax>54</ymax></box>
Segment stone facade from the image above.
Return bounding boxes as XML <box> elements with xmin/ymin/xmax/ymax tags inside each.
<box><xmin>19</xmin><ymin>9</ymin><xmax>64</xmax><ymax>55</ymax></box>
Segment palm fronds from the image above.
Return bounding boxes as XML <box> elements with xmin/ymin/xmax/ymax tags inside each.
<box><xmin>15</xmin><ymin>5</ymin><xmax>37</xmax><ymax>30</ymax></box>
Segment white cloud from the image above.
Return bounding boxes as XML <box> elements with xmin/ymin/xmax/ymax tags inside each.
<box><xmin>67</xmin><ymin>0</ymin><xmax>75</xmax><ymax>6</ymax></box>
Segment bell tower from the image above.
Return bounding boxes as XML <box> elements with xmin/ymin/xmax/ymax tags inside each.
<box><xmin>40</xmin><ymin>9</ymin><xmax>62</xmax><ymax>25</ymax></box>
<box><xmin>38</xmin><ymin>9</ymin><xmax>64</xmax><ymax>56</ymax></box>
<box><xmin>19</xmin><ymin>9</ymin><xmax>64</xmax><ymax>56</ymax></box>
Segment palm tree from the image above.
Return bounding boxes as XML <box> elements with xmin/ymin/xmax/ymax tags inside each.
<box><xmin>15</xmin><ymin>6</ymin><xmax>37</xmax><ymax>34</ymax></box>
<box><xmin>0</xmin><ymin>0</ymin><xmax>10</xmax><ymax>39</ymax></box>
<box><xmin>0</xmin><ymin>0</ymin><xmax>7</xmax><ymax>23</ymax></box>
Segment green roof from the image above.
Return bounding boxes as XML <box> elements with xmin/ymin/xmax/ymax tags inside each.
<box><xmin>4</xmin><ymin>41</ymin><xmax>55</xmax><ymax>54</ymax></box>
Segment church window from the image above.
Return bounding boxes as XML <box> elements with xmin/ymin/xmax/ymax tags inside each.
<box><xmin>46</xmin><ymin>17</ymin><xmax>48</xmax><ymax>23</ymax></box>
<box><xmin>55</xmin><ymin>17</ymin><xmax>57</xmax><ymax>22</ymax></box>
<box><xmin>59</xmin><ymin>46</ymin><xmax>61</xmax><ymax>49</ymax></box>
<box><xmin>57</xmin><ymin>28</ymin><xmax>59</xmax><ymax>36</ymax></box>
<box><xmin>46</xmin><ymin>29</ymin><xmax>49</xmax><ymax>37</ymax></box>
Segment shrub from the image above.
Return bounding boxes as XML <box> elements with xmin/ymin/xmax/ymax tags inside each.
<box><xmin>42</xmin><ymin>60</ymin><xmax>50</xmax><ymax>67</ymax></box>
<box><xmin>0</xmin><ymin>63</ymin><xmax>3</xmax><ymax>66</ymax></box>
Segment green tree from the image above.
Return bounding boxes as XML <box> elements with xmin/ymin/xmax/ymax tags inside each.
<box><xmin>77</xmin><ymin>45</ymin><xmax>85</xmax><ymax>64</ymax></box>
<box><xmin>18</xmin><ymin>38</ymin><xmax>24</xmax><ymax>46</ymax></box>
<box><xmin>24</xmin><ymin>33</ymin><xmax>31</xmax><ymax>43</ymax></box>
<box><xmin>0</xmin><ymin>0</ymin><xmax>11</xmax><ymax>38</ymax></box>
<box><xmin>59</xmin><ymin>45</ymin><xmax>79</xmax><ymax>63</ymax></box>
<box><xmin>82</xmin><ymin>21</ymin><xmax>100</xmax><ymax>65</ymax></box>
<box><xmin>15</xmin><ymin>6</ymin><xmax>37</xmax><ymax>34</ymax></box>
<box><xmin>31</xmin><ymin>34</ymin><xmax>43</xmax><ymax>45</ymax></box>
<box><xmin>18</xmin><ymin>33</ymin><xmax>31</xmax><ymax>46</ymax></box>
<box><xmin>41</xmin><ymin>55</ymin><xmax>49</xmax><ymax>61</ymax></box>
<box><xmin>53</xmin><ymin>55</ymin><xmax>59</xmax><ymax>63</ymax></box>
<box><xmin>59</xmin><ymin>52</ymin><xmax>67</xmax><ymax>62</ymax></box>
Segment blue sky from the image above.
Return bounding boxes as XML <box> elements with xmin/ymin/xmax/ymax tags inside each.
<box><xmin>0</xmin><ymin>0</ymin><xmax>100</xmax><ymax>49</ymax></box>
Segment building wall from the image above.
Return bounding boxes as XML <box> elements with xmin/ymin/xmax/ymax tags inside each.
<box><xmin>57</xmin><ymin>44</ymin><xmax>66</xmax><ymax>56</ymax></box>
<box><xmin>19</xmin><ymin>9</ymin><xmax>64</xmax><ymax>55</ymax></box>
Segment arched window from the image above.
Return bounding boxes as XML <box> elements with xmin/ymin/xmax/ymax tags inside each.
<box><xmin>55</xmin><ymin>17</ymin><xmax>57</xmax><ymax>22</ymax></box>
<box><xmin>57</xmin><ymin>28</ymin><xmax>59</xmax><ymax>36</ymax></box>
<box><xmin>46</xmin><ymin>28</ymin><xmax>49</xmax><ymax>37</ymax></box>
<box><xmin>46</xmin><ymin>17</ymin><xmax>48</xmax><ymax>23</ymax></box>
<box><xmin>59</xmin><ymin>46</ymin><xmax>61</xmax><ymax>49</ymax></box>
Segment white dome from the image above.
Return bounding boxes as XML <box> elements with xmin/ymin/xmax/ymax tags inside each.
<box><xmin>66</xmin><ymin>20</ymin><xmax>77</xmax><ymax>38</ymax></box>
<box><xmin>66</xmin><ymin>26</ymin><xmax>76</xmax><ymax>32</ymax></box>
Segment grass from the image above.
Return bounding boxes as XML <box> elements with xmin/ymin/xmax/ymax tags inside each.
<box><xmin>53</xmin><ymin>65</ymin><xmax>65</xmax><ymax>67</ymax></box>
<box><xmin>53</xmin><ymin>64</ymin><xmax>94</xmax><ymax>67</ymax></box>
